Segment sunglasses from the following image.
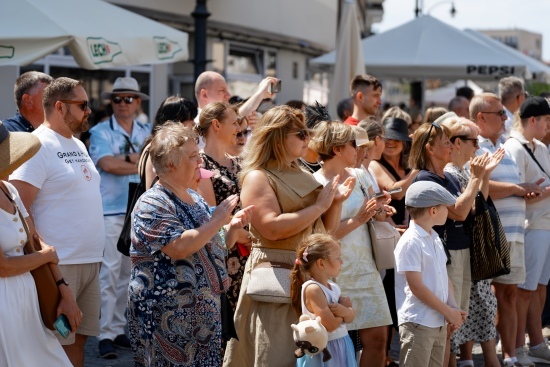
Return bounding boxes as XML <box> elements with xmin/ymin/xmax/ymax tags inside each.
<box><xmin>481</xmin><ymin>110</ymin><xmax>506</xmax><ymax>117</ymax></box>
<box><xmin>237</xmin><ymin>129</ymin><xmax>251</xmax><ymax>138</ymax></box>
<box><xmin>112</xmin><ymin>96</ymin><xmax>136</xmax><ymax>104</ymax></box>
<box><xmin>451</xmin><ymin>136</ymin><xmax>479</xmax><ymax>148</ymax></box>
<box><xmin>349</xmin><ymin>140</ymin><xmax>357</xmax><ymax>148</ymax></box>
<box><xmin>59</xmin><ymin>100</ymin><xmax>89</xmax><ymax>111</ymax></box>
<box><xmin>421</xmin><ymin>121</ymin><xmax>441</xmax><ymax>148</ymax></box>
<box><xmin>289</xmin><ymin>129</ymin><xmax>310</xmax><ymax>141</ymax></box>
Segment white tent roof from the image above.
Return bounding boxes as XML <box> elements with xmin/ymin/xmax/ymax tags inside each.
<box><xmin>425</xmin><ymin>80</ymin><xmax>483</xmax><ymax>105</ymax></box>
<box><xmin>311</xmin><ymin>15</ymin><xmax>527</xmax><ymax>80</ymax></box>
<box><xmin>463</xmin><ymin>29</ymin><xmax>550</xmax><ymax>82</ymax></box>
<box><xmin>0</xmin><ymin>0</ymin><xmax>188</xmax><ymax>69</ymax></box>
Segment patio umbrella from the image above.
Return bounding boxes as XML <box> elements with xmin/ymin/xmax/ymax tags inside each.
<box><xmin>312</xmin><ymin>15</ymin><xmax>526</xmax><ymax>81</ymax></box>
<box><xmin>329</xmin><ymin>0</ymin><xmax>365</xmax><ymax>117</ymax></box>
<box><xmin>0</xmin><ymin>0</ymin><xmax>188</xmax><ymax>69</ymax></box>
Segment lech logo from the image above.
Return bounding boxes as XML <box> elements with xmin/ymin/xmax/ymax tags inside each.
<box><xmin>87</xmin><ymin>37</ymin><xmax>122</xmax><ymax>65</ymax></box>
<box><xmin>0</xmin><ymin>45</ymin><xmax>15</xmax><ymax>59</ymax></box>
<box><xmin>153</xmin><ymin>37</ymin><xmax>182</xmax><ymax>60</ymax></box>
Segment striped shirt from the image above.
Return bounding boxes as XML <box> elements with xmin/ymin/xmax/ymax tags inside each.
<box><xmin>477</xmin><ymin>136</ymin><xmax>526</xmax><ymax>243</ymax></box>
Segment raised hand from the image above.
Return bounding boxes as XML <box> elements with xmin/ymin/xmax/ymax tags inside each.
<box><xmin>211</xmin><ymin>194</ymin><xmax>239</xmax><ymax>225</ymax></box>
<box><xmin>485</xmin><ymin>148</ymin><xmax>505</xmax><ymax>174</ymax></box>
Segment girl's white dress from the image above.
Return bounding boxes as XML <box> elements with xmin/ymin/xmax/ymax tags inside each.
<box><xmin>296</xmin><ymin>279</ymin><xmax>355</xmax><ymax>367</ymax></box>
<box><xmin>0</xmin><ymin>182</ymin><xmax>72</xmax><ymax>367</ymax></box>
<box><xmin>314</xmin><ymin>169</ymin><xmax>392</xmax><ymax>330</ymax></box>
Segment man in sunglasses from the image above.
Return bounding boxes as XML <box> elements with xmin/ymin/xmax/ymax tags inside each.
<box><xmin>89</xmin><ymin>77</ymin><xmax>151</xmax><ymax>359</ymax></box>
<box><xmin>3</xmin><ymin>71</ymin><xmax>53</xmax><ymax>132</ymax></box>
<box><xmin>11</xmin><ymin>77</ymin><xmax>103</xmax><ymax>367</ymax></box>
<box><xmin>471</xmin><ymin>93</ymin><xmax>543</xmax><ymax>367</ymax></box>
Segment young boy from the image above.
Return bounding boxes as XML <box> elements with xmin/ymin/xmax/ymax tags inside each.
<box><xmin>394</xmin><ymin>181</ymin><xmax>467</xmax><ymax>367</ymax></box>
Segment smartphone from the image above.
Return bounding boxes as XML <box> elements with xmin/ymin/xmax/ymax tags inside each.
<box><xmin>269</xmin><ymin>80</ymin><xmax>282</xmax><ymax>93</ymax></box>
<box><xmin>374</xmin><ymin>187</ymin><xmax>403</xmax><ymax>198</ymax></box>
<box><xmin>54</xmin><ymin>314</ymin><xmax>72</xmax><ymax>339</ymax></box>
<box><xmin>236</xmin><ymin>243</ymin><xmax>250</xmax><ymax>257</ymax></box>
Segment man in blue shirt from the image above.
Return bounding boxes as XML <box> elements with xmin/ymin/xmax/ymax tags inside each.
<box><xmin>89</xmin><ymin>77</ymin><xmax>151</xmax><ymax>359</ymax></box>
<box><xmin>2</xmin><ymin>71</ymin><xmax>53</xmax><ymax>132</ymax></box>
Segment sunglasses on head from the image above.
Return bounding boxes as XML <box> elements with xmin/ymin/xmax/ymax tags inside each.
<box><xmin>237</xmin><ymin>129</ymin><xmax>251</xmax><ymax>138</ymax></box>
<box><xmin>421</xmin><ymin>121</ymin><xmax>441</xmax><ymax>148</ymax></box>
<box><xmin>112</xmin><ymin>96</ymin><xmax>136</xmax><ymax>104</ymax></box>
<box><xmin>289</xmin><ymin>129</ymin><xmax>310</xmax><ymax>141</ymax></box>
<box><xmin>59</xmin><ymin>100</ymin><xmax>89</xmax><ymax>111</ymax></box>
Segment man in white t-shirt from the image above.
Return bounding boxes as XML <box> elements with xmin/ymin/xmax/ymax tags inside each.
<box><xmin>10</xmin><ymin>77</ymin><xmax>105</xmax><ymax>367</ymax></box>
<box><xmin>504</xmin><ymin>96</ymin><xmax>550</xmax><ymax>364</ymax></box>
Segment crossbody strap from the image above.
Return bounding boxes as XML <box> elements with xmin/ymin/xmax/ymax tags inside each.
<box><xmin>161</xmin><ymin>187</ymin><xmax>224</xmax><ymax>290</ymax></box>
<box><xmin>513</xmin><ymin>137</ymin><xmax>550</xmax><ymax>179</ymax></box>
<box><xmin>110</xmin><ymin>116</ymin><xmax>136</xmax><ymax>153</ymax></box>
<box><xmin>0</xmin><ymin>184</ymin><xmax>35</xmax><ymax>253</ymax></box>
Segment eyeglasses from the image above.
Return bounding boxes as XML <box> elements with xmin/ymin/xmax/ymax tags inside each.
<box><xmin>59</xmin><ymin>100</ymin><xmax>89</xmax><ymax>111</ymax></box>
<box><xmin>421</xmin><ymin>121</ymin><xmax>441</xmax><ymax>148</ymax></box>
<box><xmin>451</xmin><ymin>136</ymin><xmax>479</xmax><ymax>148</ymax></box>
<box><xmin>481</xmin><ymin>110</ymin><xmax>506</xmax><ymax>117</ymax></box>
<box><xmin>349</xmin><ymin>140</ymin><xmax>357</xmax><ymax>148</ymax></box>
<box><xmin>288</xmin><ymin>129</ymin><xmax>310</xmax><ymax>141</ymax></box>
<box><xmin>237</xmin><ymin>129</ymin><xmax>251</xmax><ymax>138</ymax></box>
<box><xmin>112</xmin><ymin>96</ymin><xmax>137</xmax><ymax>104</ymax></box>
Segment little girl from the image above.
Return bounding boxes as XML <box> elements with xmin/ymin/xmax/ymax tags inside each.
<box><xmin>290</xmin><ymin>233</ymin><xmax>356</xmax><ymax>367</ymax></box>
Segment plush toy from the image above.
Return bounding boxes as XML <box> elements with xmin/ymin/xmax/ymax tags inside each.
<box><xmin>291</xmin><ymin>314</ymin><xmax>332</xmax><ymax>362</ymax></box>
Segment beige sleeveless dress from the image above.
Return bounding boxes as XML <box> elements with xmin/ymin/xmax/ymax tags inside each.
<box><xmin>223</xmin><ymin>161</ymin><xmax>325</xmax><ymax>367</ymax></box>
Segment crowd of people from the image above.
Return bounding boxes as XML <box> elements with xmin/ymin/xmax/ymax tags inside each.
<box><xmin>1</xmin><ymin>69</ymin><xmax>550</xmax><ymax>367</ymax></box>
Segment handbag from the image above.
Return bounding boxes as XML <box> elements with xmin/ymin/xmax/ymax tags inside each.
<box><xmin>0</xmin><ymin>185</ymin><xmax>60</xmax><ymax>330</ymax></box>
<box><xmin>246</xmin><ymin>261</ymin><xmax>294</xmax><ymax>303</ymax></box>
<box><xmin>465</xmin><ymin>192</ymin><xmax>511</xmax><ymax>281</ymax></box>
<box><xmin>356</xmin><ymin>169</ymin><xmax>400</xmax><ymax>271</ymax></box>
<box><xmin>117</xmin><ymin>148</ymin><xmax>150</xmax><ymax>256</ymax></box>
<box><xmin>367</xmin><ymin>219</ymin><xmax>401</xmax><ymax>271</ymax></box>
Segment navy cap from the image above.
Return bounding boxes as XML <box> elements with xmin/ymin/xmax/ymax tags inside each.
<box><xmin>519</xmin><ymin>96</ymin><xmax>550</xmax><ymax>119</ymax></box>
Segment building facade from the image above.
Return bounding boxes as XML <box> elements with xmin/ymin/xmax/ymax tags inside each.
<box><xmin>480</xmin><ymin>28</ymin><xmax>543</xmax><ymax>61</ymax></box>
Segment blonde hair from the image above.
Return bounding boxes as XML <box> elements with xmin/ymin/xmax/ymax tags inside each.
<box><xmin>309</xmin><ymin>121</ymin><xmax>354</xmax><ymax>161</ymax></box>
<box><xmin>197</xmin><ymin>101</ymin><xmax>237</xmax><ymax>137</ymax></box>
<box><xmin>440</xmin><ymin>116</ymin><xmax>480</xmax><ymax>138</ymax></box>
<box><xmin>409</xmin><ymin>122</ymin><xmax>451</xmax><ymax>170</ymax></box>
<box><xmin>239</xmin><ymin>105</ymin><xmax>306</xmax><ymax>184</ymax></box>
<box><xmin>150</xmin><ymin>122</ymin><xmax>197</xmax><ymax>176</ymax></box>
<box><xmin>382</xmin><ymin>106</ymin><xmax>412</xmax><ymax>126</ymax></box>
<box><xmin>290</xmin><ymin>234</ymin><xmax>340</xmax><ymax>316</ymax></box>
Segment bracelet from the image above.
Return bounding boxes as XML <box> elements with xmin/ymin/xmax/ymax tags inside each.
<box><xmin>125</xmin><ymin>154</ymin><xmax>131</xmax><ymax>163</ymax></box>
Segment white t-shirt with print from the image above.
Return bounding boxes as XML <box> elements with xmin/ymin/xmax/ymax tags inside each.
<box><xmin>10</xmin><ymin>125</ymin><xmax>105</xmax><ymax>264</ymax></box>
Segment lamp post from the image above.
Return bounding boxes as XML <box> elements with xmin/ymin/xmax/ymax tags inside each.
<box><xmin>192</xmin><ymin>0</ymin><xmax>210</xmax><ymax>82</ymax></box>
<box><xmin>415</xmin><ymin>0</ymin><xmax>457</xmax><ymax>17</ymax></box>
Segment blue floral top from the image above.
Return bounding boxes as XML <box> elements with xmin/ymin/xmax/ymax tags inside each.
<box><xmin>128</xmin><ymin>184</ymin><xmax>229</xmax><ymax>366</ymax></box>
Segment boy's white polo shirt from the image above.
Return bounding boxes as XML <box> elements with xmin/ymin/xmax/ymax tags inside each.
<box><xmin>395</xmin><ymin>220</ymin><xmax>449</xmax><ymax>328</ymax></box>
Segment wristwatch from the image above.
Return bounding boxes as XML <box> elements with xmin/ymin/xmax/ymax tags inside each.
<box><xmin>125</xmin><ymin>154</ymin><xmax>131</xmax><ymax>163</ymax></box>
<box><xmin>56</xmin><ymin>278</ymin><xmax>69</xmax><ymax>287</ymax></box>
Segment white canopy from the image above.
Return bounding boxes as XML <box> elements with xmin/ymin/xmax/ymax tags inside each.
<box><xmin>425</xmin><ymin>80</ymin><xmax>483</xmax><ymax>105</ymax></box>
<box><xmin>463</xmin><ymin>29</ymin><xmax>550</xmax><ymax>82</ymax></box>
<box><xmin>0</xmin><ymin>0</ymin><xmax>188</xmax><ymax>69</ymax></box>
<box><xmin>311</xmin><ymin>15</ymin><xmax>527</xmax><ymax>81</ymax></box>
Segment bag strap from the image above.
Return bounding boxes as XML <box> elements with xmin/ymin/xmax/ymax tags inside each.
<box><xmin>109</xmin><ymin>116</ymin><xmax>136</xmax><ymax>153</ymax></box>
<box><xmin>161</xmin><ymin>187</ymin><xmax>224</xmax><ymax>290</ymax></box>
<box><xmin>513</xmin><ymin>137</ymin><xmax>550</xmax><ymax>179</ymax></box>
<box><xmin>0</xmin><ymin>184</ymin><xmax>35</xmax><ymax>253</ymax></box>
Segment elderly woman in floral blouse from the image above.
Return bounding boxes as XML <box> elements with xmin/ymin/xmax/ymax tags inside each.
<box><xmin>128</xmin><ymin>122</ymin><xmax>253</xmax><ymax>367</ymax></box>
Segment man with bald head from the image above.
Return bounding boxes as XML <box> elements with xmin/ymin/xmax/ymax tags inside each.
<box><xmin>194</xmin><ymin>71</ymin><xmax>278</xmax><ymax>126</ymax></box>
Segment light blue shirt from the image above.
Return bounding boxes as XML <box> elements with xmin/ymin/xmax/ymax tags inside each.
<box><xmin>89</xmin><ymin>116</ymin><xmax>151</xmax><ymax>215</ymax></box>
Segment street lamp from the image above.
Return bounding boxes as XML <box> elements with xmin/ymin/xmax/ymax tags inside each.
<box><xmin>415</xmin><ymin>0</ymin><xmax>457</xmax><ymax>18</ymax></box>
<box><xmin>192</xmin><ymin>0</ymin><xmax>210</xmax><ymax>82</ymax></box>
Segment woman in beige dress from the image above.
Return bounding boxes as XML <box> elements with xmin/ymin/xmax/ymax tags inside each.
<box><xmin>223</xmin><ymin>106</ymin><xmax>353</xmax><ymax>367</ymax></box>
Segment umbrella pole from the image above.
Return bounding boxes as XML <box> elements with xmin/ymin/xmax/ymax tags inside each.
<box><xmin>192</xmin><ymin>0</ymin><xmax>210</xmax><ymax>82</ymax></box>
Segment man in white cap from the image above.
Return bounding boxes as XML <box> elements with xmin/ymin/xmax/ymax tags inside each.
<box><xmin>88</xmin><ymin>77</ymin><xmax>151</xmax><ymax>358</ymax></box>
<box><xmin>10</xmin><ymin>77</ymin><xmax>105</xmax><ymax>367</ymax></box>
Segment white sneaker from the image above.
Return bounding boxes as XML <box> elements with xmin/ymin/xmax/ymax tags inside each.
<box><xmin>528</xmin><ymin>342</ymin><xmax>550</xmax><ymax>364</ymax></box>
<box><xmin>515</xmin><ymin>346</ymin><xmax>535</xmax><ymax>366</ymax></box>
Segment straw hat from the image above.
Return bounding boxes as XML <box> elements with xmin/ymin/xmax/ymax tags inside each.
<box><xmin>0</xmin><ymin>121</ymin><xmax>41</xmax><ymax>178</ymax></box>
<box><xmin>100</xmin><ymin>77</ymin><xmax>149</xmax><ymax>100</ymax></box>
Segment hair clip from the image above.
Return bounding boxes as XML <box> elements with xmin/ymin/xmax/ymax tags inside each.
<box><xmin>295</xmin><ymin>258</ymin><xmax>301</xmax><ymax>265</ymax></box>
<box><xmin>302</xmin><ymin>246</ymin><xmax>309</xmax><ymax>262</ymax></box>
